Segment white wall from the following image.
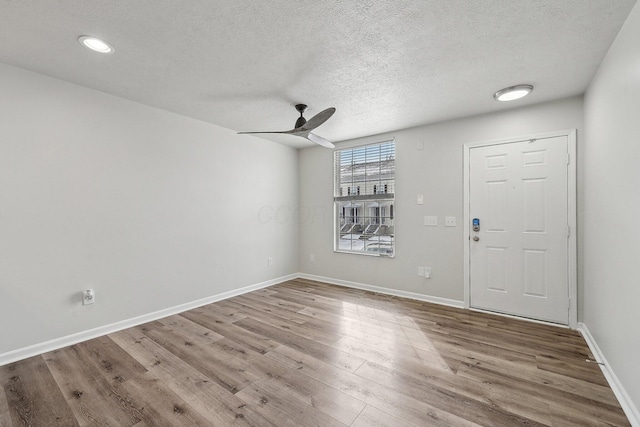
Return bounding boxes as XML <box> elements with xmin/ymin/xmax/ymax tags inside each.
<box><xmin>583</xmin><ymin>2</ymin><xmax>640</xmax><ymax>412</ymax></box>
<box><xmin>0</xmin><ymin>63</ymin><xmax>299</xmax><ymax>355</ymax></box>
<box><xmin>299</xmin><ymin>96</ymin><xmax>584</xmax><ymax>303</ymax></box>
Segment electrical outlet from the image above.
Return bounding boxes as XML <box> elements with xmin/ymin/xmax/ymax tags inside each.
<box><xmin>268</xmin><ymin>257</ymin><xmax>273</xmax><ymax>266</ymax></box>
<box><xmin>424</xmin><ymin>267</ymin><xmax>432</xmax><ymax>279</ymax></box>
<box><xmin>83</xmin><ymin>289</ymin><xmax>95</xmax><ymax>305</ymax></box>
<box><xmin>310</xmin><ymin>254</ymin><xmax>315</xmax><ymax>262</ymax></box>
<box><xmin>445</xmin><ymin>216</ymin><xmax>456</xmax><ymax>227</ymax></box>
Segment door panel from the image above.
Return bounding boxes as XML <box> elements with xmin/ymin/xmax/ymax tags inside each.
<box><xmin>523</xmin><ymin>178</ymin><xmax>546</xmax><ymax>232</ymax></box>
<box><xmin>486</xmin><ymin>246</ymin><xmax>508</xmax><ymax>292</ymax></box>
<box><xmin>523</xmin><ymin>249</ymin><xmax>547</xmax><ymax>297</ymax></box>
<box><xmin>487</xmin><ymin>181</ymin><xmax>508</xmax><ymax>231</ymax></box>
<box><xmin>469</xmin><ymin>136</ymin><xmax>569</xmax><ymax>324</ymax></box>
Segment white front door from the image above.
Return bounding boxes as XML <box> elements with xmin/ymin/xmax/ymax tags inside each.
<box><xmin>469</xmin><ymin>135</ymin><xmax>571</xmax><ymax>324</ymax></box>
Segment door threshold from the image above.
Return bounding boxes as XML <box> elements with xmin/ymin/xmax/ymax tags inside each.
<box><xmin>469</xmin><ymin>307</ymin><xmax>571</xmax><ymax>329</ymax></box>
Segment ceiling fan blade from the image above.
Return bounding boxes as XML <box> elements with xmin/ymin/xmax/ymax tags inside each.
<box><xmin>238</xmin><ymin>105</ymin><xmax>335</xmax><ymax>149</ymax></box>
<box><xmin>237</xmin><ymin>130</ymin><xmax>292</xmax><ymax>135</ymax></box>
<box><xmin>298</xmin><ymin>107</ymin><xmax>336</xmax><ymax>131</ymax></box>
<box><xmin>307</xmin><ymin>132</ymin><xmax>335</xmax><ymax>148</ymax></box>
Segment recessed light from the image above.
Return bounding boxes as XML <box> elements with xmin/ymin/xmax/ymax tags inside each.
<box><xmin>78</xmin><ymin>36</ymin><xmax>114</xmax><ymax>54</ymax></box>
<box><xmin>493</xmin><ymin>84</ymin><xmax>533</xmax><ymax>102</ymax></box>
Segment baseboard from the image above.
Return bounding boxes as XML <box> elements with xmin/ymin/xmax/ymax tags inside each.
<box><xmin>578</xmin><ymin>323</ymin><xmax>640</xmax><ymax>427</ymax></box>
<box><xmin>296</xmin><ymin>273</ymin><xmax>465</xmax><ymax>308</ymax></box>
<box><xmin>0</xmin><ymin>273</ymin><xmax>297</xmax><ymax>367</ymax></box>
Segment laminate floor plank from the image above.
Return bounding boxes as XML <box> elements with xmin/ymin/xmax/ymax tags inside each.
<box><xmin>336</xmin><ymin>334</ymin><xmax>550</xmax><ymax>423</ymax></box>
<box><xmin>372</xmin><ymin>354</ymin><xmax>554</xmax><ymax>424</ymax></box>
<box><xmin>179</xmin><ymin>310</ymin><xmax>280</xmax><ymax>355</ymax></box>
<box><xmin>224</xmin><ymin>295</ymin><xmax>310</xmax><ymax>325</ymax></box>
<box><xmin>157</xmin><ymin>317</ymin><xmax>297</xmax><ymax>386</ymax></box>
<box><xmin>0</xmin><ymin>279</ymin><xmax>631</xmax><ymax>426</ymax></box>
<box><xmin>44</xmin><ymin>344</ymin><xmax>143</xmax><ymax>426</ymax></box>
<box><xmin>137</xmin><ymin>322</ymin><xmax>261</xmax><ymax>394</ymax></box>
<box><xmin>248</xmin><ymin>359</ymin><xmax>367</xmax><ymax>425</ymax></box>
<box><xmin>113</xmin><ymin>328</ymin><xmax>222</xmax><ymax>402</ymax></box>
<box><xmin>111</xmin><ymin>327</ymin><xmax>277</xmax><ymax>426</ymax></box>
<box><xmin>453</xmin><ymin>350</ymin><xmax>619</xmax><ymax>406</ymax></box>
<box><xmin>0</xmin><ymin>356</ymin><xmax>79</xmax><ymax>427</ymax></box>
<box><xmin>288</xmin><ymin>279</ymin><xmax>449</xmax><ymax>318</ymax></box>
<box><xmin>297</xmin><ymin>305</ymin><xmax>415</xmax><ymax>338</ymax></box>
<box><xmin>131</xmin><ymin>317</ymin><xmax>294</xmax><ymax>396</ymax></box>
<box><xmin>72</xmin><ymin>335</ymin><xmax>148</xmax><ymax>385</ymax></box>
<box><xmin>425</xmin><ymin>322</ymin><xmax>590</xmax><ymax>366</ymax></box>
<box><xmin>301</xmin><ymin>303</ymin><xmax>466</xmax><ymax>351</ymax></box>
<box><xmin>311</xmin><ymin>308</ymin><xmax>539</xmax><ymax>373</ymax></box>
<box><xmin>157</xmin><ymin>313</ymin><xmax>226</xmax><ymax>341</ymax></box>
<box><xmin>351</xmin><ymin>404</ymin><xmax>417</xmax><ymax>427</ymax></box>
<box><xmin>548</xmin><ymin>402</ymin><xmax>621</xmax><ymax>427</ymax></box>
<box><xmin>536</xmin><ymin>354</ymin><xmax>609</xmax><ymax>386</ymax></box>
<box><xmin>272</xmin><ymin>292</ymin><xmax>351</xmax><ymax>318</ymax></box>
<box><xmin>409</xmin><ymin>312</ymin><xmax>590</xmax><ymax>359</ymax></box>
<box><xmin>355</xmin><ymin>360</ymin><xmax>551</xmax><ymax>427</ymax></box>
<box><xmin>331</xmin><ymin>335</ymin><xmax>458</xmax><ymax>374</ymax></box>
<box><xmin>237</xmin><ymin>290</ymin><xmax>310</xmax><ymax>314</ymax></box>
<box><xmin>288</xmin><ymin>286</ymin><xmax>476</xmax><ymax>333</ymax></box>
<box><xmin>485</xmin><ymin>318</ymin><xmax>586</xmax><ymax>343</ymax></box>
<box><xmin>0</xmin><ymin>384</ymin><xmax>11</xmax><ymax>427</ymax></box>
<box><xmin>234</xmin><ymin>316</ymin><xmax>366</xmax><ymax>373</ymax></box>
<box><xmin>118</xmin><ymin>371</ymin><xmax>213</xmax><ymax>426</ymax></box>
<box><xmin>235</xmin><ymin>381</ymin><xmax>348</xmax><ymax>427</ymax></box>
<box><xmin>277</xmin><ymin>283</ymin><xmax>395</xmax><ymax>317</ymax></box>
<box><xmin>266</xmin><ymin>344</ymin><xmax>481</xmax><ymax>427</ymax></box>
<box><xmin>185</xmin><ymin>304</ymin><xmax>248</xmax><ymax>325</ymax></box>
<box><xmin>224</xmin><ymin>299</ymin><xmax>342</xmax><ymax>345</ymax></box>
<box><xmin>457</xmin><ymin>362</ymin><xmax>628</xmax><ymax>426</ymax></box>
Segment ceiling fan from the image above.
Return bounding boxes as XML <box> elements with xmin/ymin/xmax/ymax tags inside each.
<box><xmin>238</xmin><ymin>104</ymin><xmax>336</xmax><ymax>148</ymax></box>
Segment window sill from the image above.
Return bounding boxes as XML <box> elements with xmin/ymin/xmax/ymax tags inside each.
<box><xmin>333</xmin><ymin>250</ymin><xmax>395</xmax><ymax>258</ymax></box>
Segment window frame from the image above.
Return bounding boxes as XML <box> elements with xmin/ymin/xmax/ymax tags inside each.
<box><xmin>333</xmin><ymin>139</ymin><xmax>395</xmax><ymax>257</ymax></box>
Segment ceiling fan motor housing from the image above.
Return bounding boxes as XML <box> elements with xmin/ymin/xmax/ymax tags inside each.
<box><xmin>295</xmin><ymin>104</ymin><xmax>308</xmax><ymax>128</ymax></box>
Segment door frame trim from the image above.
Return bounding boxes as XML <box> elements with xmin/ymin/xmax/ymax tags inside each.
<box><xmin>463</xmin><ymin>129</ymin><xmax>577</xmax><ymax>328</ymax></box>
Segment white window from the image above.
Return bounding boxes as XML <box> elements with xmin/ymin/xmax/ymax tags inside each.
<box><xmin>334</xmin><ymin>141</ymin><xmax>395</xmax><ymax>256</ymax></box>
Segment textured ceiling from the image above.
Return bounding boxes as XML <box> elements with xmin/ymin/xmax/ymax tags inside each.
<box><xmin>0</xmin><ymin>0</ymin><xmax>636</xmax><ymax>148</ymax></box>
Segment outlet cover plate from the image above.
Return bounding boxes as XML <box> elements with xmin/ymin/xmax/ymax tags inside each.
<box><xmin>83</xmin><ymin>289</ymin><xmax>95</xmax><ymax>305</ymax></box>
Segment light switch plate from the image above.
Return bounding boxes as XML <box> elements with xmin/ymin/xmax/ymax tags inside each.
<box><xmin>424</xmin><ymin>216</ymin><xmax>438</xmax><ymax>226</ymax></box>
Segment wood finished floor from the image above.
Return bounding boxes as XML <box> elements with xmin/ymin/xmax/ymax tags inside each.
<box><xmin>0</xmin><ymin>279</ymin><xmax>630</xmax><ymax>426</ymax></box>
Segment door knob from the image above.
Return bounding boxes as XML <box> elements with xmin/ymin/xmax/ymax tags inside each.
<box><xmin>473</xmin><ymin>236</ymin><xmax>480</xmax><ymax>242</ymax></box>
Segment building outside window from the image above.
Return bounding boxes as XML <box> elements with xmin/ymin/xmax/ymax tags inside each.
<box><xmin>334</xmin><ymin>140</ymin><xmax>395</xmax><ymax>256</ymax></box>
